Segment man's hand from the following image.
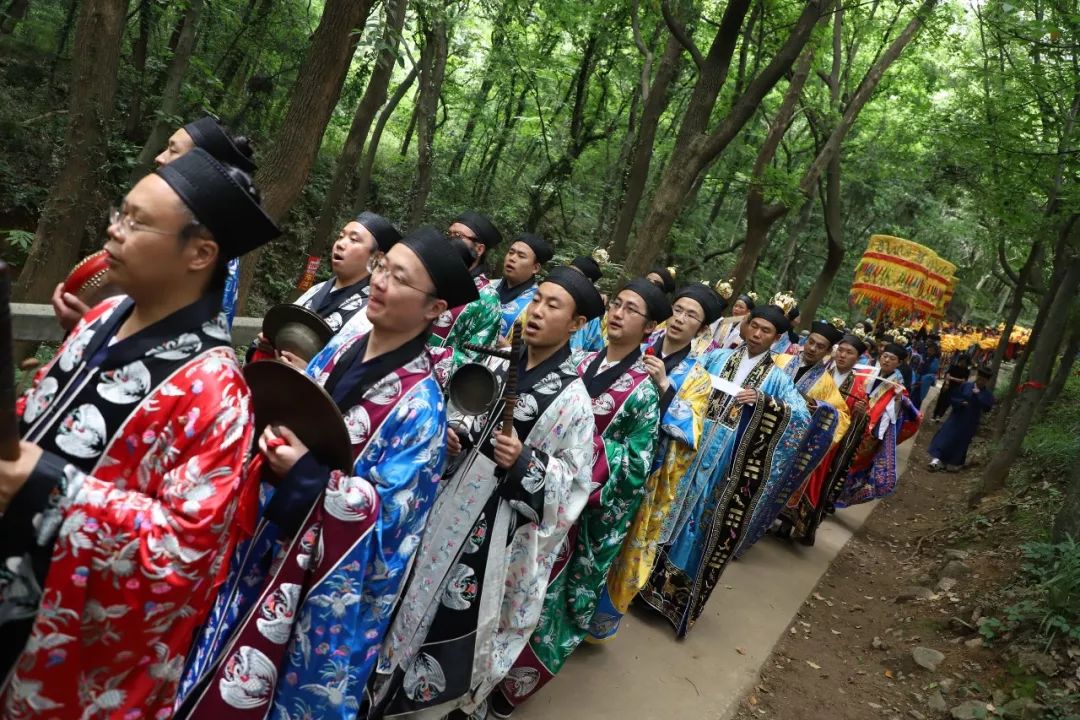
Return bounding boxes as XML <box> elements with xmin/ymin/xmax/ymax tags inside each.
<box><xmin>259</xmin><ymin>425</ymin><xmax>308</xmax><ymax>476</ymax></box>
<box><xmin>735</xmin><ymin>388</ymin><xmax>757</xmax><ymax>405</ymax></box>
<box><xmin>972</xmin><ymin>386</ymin><xmax>980</xmax><ymax>394</ymax></box>
<box><xmin>447</xmin><ymin>426</ymin><xmax>463</xmax><ymax>456</ymax></box>
<box><xmin>278</xmin><ymin>350</ymin><xmax>308</xmax><ymax>370</ymax></box>
<box><xmin>51</xmin><ymin>283</ymin><xmax>90</xmax><ymax>333</ymax></box>
<box><xmin>0</xmin><ymin>442</ymin><xmax>44</xmax><ymax>514</ymax></box>
<box><xmin>854</xmin><ymin>397</ymin><xmax>869</xmax><ymax>415</ymax></box>
<box><xmin>642</xmin><ymin>354</ymin><xmax>670</xmax><ymax>392</ymax></box>
<box><xmin>492</xmin><ymin>429</ymin><xmax>523</xmax><ymax>470</ymax></box>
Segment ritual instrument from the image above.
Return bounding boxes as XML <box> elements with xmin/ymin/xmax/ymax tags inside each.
<box><xmin>61</xmin><ymin>250</ymin><xmax>118</xmax><ymax>306</ymax></box>
<box><xmin>0</xmin><ymin>262</ymin><xmax>18</xmax><ymax>461</ymax></box>
<box><xmin>459</xmin><ymin>322</ymin><xmax>523</xmax><ymax>437</ymax></box>
<box><xmin>243</xmin><ymin>360</ymin><xmax>352</xmax><ymax>472</ymax></box>
<box><xmin>261</xmin><ymin>303</ymin><xmax>334</xmax><ymax>362</ymax></box>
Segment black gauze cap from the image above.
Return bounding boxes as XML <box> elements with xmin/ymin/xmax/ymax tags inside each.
<box><xmin>183</xmin><ymin>116</ymin><xmax>256</xmax><ymax>173</ymax></box>
<box><xmin>838</xmin><ymin>334</ymin><xmax>867</xmax><ymax>355</ymax></box>
<box><xmin>810</xmin><ymin>320</ymin><xmax>844</xmax><ymax>346</ymax></box>
<box><xmin>570</xmin><ymin>255</ymin><xmax>602</xmax><ymax>282</ymax></box>
<box><xmin>787</xmin><ymin>303</ymin><xmax>801</xmax><ymax>321</ymax></box>
<box><xmin>882</xmin><ymin>342</ymin><xmax>908</xmax><ymax>360</ymax></box>
<box><xmin>736</xmin><ymin>293</ymin><xmax>755</xmax><ymax>311</ymax></box>
<box><xmin>401</xmin><ymin>226</ymin><xmax>479</xmax><ymax>309</ymax></box>
<box><xmin>649</xmin><ymin>266</ymin><xmax>676</xmax><ymax>293</ymax></box>
<box><xmin>155</xmin><ymin>147</ymin><xmax>280</xmax><ymax>260</ymax></box>
<box><xmin>544</xmin><ymin>266</ymin><xmax>604</xmax><ymax>321</ymax></box>
<box><xmin>623</xmin><ymin>277</ymin><xmax>673</xmax><ymax>323</ymax></box>
<box><xmin>454</xmin><ymin>210</ymin><xmax>502</xmax><ymax>249</ymax></box>
<box><xmin>749</xmin><ymin>304</ymin><xmax>791</xmax><ymax>335</ymax></box>
<box><xmin>512</xmin><ymin>232</ymin><xmax>554</xmax><ymax>264</ymax></box>
<box><xmin>355</xmin><ymin>211</ymin><xmax>402</xmax><ymax>253</ymax></box>
<box><xmin>675</xmin><ymin>284</ymin><xmax>726</xmax><ymax>325</ymax></box>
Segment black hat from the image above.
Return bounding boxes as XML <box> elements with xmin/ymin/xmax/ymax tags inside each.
<box><xmin>749</xmin><ymin>305</ymin><xmax>792</xmax><ymax>335</ymax></box>
<box><xmin>675</xmin><ymin>284</ymin><xmax>726</xmax><ymax>326</ymax></box>
<box><xmin>155</xmin><ymin>147</ymin><xmax>280</xmax><ymax>260</ymax></box>
<box><xmin>648</xmin><ymin>266</ymin><xmax>677</xmax><ymax>293</ymax></box>
<box><xmin>809</xmin><ymin>320</ymin><xmax>844</xmax><ymax>346</ymax></box>
<box><xmin>622</xmin><ymin>278</ymin><xmax>673</xmax><ymax>323</ymax></box>
<box><xmin>882</xmin><ymin>342</ymin><xmax>908</xmax><ymax>360</ymax></box>
<box><xmin>511</xmin><ymin>233</ymin><xmax>554</xmax><ymax>264</ymax></box>
<box><xmin>183</xmin><ymin>117</ymin><xmax>256</xmax><ymax>173</ymax></box>
<box><xmin>734</xmin><ymin>293</ymin><xmax>756</xmax><ymax>311</ymax></box>
<box><xmin>976</xmin><ymin>365</ymin><xmax>993</xmax><ymax>379</ymax></box>
<box><xmin>354</xmin><ymin>211</ymin><xmax>401</xmax><ymax>253</ymax></box>
<box><xmin>453</xmin><ymin>210</ymin><xmax>502</xmax><ymax>249</ymax></box>
<box><xmin>570</xmin><ymin>255</ymin><xmax>602</xmax><ymax>283</ymax></box>
<box><xmin>400</xmin><ymin>226</ymin><xmax>479</xmax><ymax>309</ymax></box>
<box><xmin>787</xmin><ymin>304</ymin><xmax>801</xmax><ymax>321</ymax></box>
<box><xmin>838</xmin><ymin>334</ymin><xmax>867</xmax><ymax>355</ymax></box>
<box><xmin>544</xmin><ymin>266</ymin><xmax>604</xmax><ymax>321</ymax></box>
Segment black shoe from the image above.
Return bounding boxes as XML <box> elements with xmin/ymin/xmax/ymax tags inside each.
<box><xmin>489</xmin><ymin>690</ymin><xmax>516</xmax><ymax>719</ymax></box>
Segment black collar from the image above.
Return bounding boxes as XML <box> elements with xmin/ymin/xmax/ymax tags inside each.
<box><xmin>324</xmin><ymin>331</ymin><xmax>429</xmax><ymax>409</ymax></box>
<box><xmin>517</xmin><ymin>342</ymin><xmax>572</xmax><ymax>391</ymax></box>
<box><xmin>497</xmin><ymin>278</ymin><xmax>536</xmax><ymax>305</ymax></box>
<box><xmin>582</xmin><ymin>345</ymin><xmax>642</xmax><ymax>398</ymax></box>
<box><xmin>653</xmin><ymin>334</ymin><xmax>691</xmax><ymax>374</ymax></box>
<box><xmin>308</xmin><ymin>276</ymin><xmax>370</xmax><ymax>316</ymax></box>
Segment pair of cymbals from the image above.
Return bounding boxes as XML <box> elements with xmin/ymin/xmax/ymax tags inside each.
<box><xmin>262</xmin><ymin>304</ymin><xmax>334</xmax><ymax>362</ymax></box>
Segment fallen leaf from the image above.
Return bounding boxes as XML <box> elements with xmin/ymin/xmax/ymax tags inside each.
<box><xmin>807</xmin><ymin>661</ymin><xmax>822</xmax><ymax>669</ymax></box>
<box><xmin>748</xmin><ymin>695</ymin><xmax>758</xmax><ymax>706</ymax></box>
<box><xmin>884</xmin><ymin>669</ymin><xmax>894</xmax><ymax>678</ymax></box>
<box><xmin>831</xmin><ymin>629</ymin><xmax>842</xmax><ymax>635</ymax></box>
<box><xmin>736</xmin><ymin>646</ymin><xmax>747</xmax><ymax>655</ymax></box>
<box><xmin>813</xmin><ymin>592</ymin><xmax>826</xmax><ymax>601</ymax></box>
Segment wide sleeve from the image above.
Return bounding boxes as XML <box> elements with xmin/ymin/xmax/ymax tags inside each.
<box><xmin>660</xmin><ymin>363</ymin><xmax>711</xmax><ymax>448</ymax></box>
<box><xmin>597</xmin><ymin>385</ymin><xmax>660</xmax><ymax>511</ymax></box>
<box><xmin>448</xmin><ymin>291</ymin><xmax>502</xmax><ymax>363</ymax></box>
<box><xmin>808</xmin><ymin>375</ymin><xmax>850</xmax><ymax>442</ymax></box>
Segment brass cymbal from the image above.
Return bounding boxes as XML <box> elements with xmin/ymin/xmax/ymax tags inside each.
<box><xmin>262</xmin><ymin>303</ymin><xmax>334</xmax><ymax>361</ymax></box>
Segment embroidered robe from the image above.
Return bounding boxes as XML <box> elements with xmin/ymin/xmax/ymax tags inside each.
<box><xmin>499</xmin><ymin>349</ymin><xmax>659</xmax><ymax>707</ymax></box>
<box><xmin>371</xmin><ymin>345</ymin><xmax>593</xmax><ymax>719</ymax></box>
<box><xmin>493</xmin><ymin>278</ymin><xmax>537</xmax><ymax>340</ymax></box>
<box><xmin>295</xmin><ymin>275</ymin><xmax>372</xmax><ymax>333</ymax></box>
<box><xmin>0</xmin><ymin>295</ymin><xmax>255</xmax><ymax>719</ymax></box>
<box><xmin>428</xmin><ymin>271</ymin><xmax>501</xmax><ymax>366</ymax></box>
<box><xmin>570</xmin><ymin>314</ymin><xmax>606</xmax><ymax>353</ymax></box>
<box><xmin>640</xmin><ymin>347</ymin><xmax>809</xmax><ymax>637</ymax></box>
<box><xmin>178</xmin><ymin>332</ymin><xmax>447</xmax><ymax>720</ymax></box>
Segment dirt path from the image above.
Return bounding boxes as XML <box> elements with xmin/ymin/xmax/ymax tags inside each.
<box><xmin>514</xmin><ymin>437</ymin><xmax>911</xmax><ymax>720</ymax></box>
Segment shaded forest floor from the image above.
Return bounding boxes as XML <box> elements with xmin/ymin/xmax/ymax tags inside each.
<box><xmin>731</xmin><ymin>419</ymin><xmax>1078</xmax><ymax>720</ymax></box>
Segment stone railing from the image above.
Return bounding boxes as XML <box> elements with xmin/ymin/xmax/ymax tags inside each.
<box><xmin>12</xmin><ymin>303</ymin><xmax>261</xmax><ymax>346</ymax></box>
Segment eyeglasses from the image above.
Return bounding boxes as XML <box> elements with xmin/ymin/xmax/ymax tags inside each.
<box><xmin>108</xmin><ymin>207</ymin><xmax>177</xmax><ymax>238</ymax></box>
<box><xmin>607</xmin><ymin>297</ymin><xmax>648</xmax><ymax>320</ymax></box>
<box><xmin>447</xmin><ymin>230</ymin><xmax>477</xmax><ymax>244</ymax></box>
<box><xmin>671</xmin><ymin>307</ymin><xmax>703</xmax><ymax>324</ymax></box>
<box><xmin>367</xmin><ymin>256</ymin><xmax>435</xmax><ymax>297</ymax></box>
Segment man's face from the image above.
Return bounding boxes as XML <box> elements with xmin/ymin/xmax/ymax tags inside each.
<box><xmin>447</xmin><ymin>222</ymin><xmax>484</xmax><ymax>269</ymax></box>
<box><xmin>801</xmin><ymin>333</ymin><xmax>831</xmax><ymax>366</ymax></box>
<box><xmin>606</xmin><ymin>289</ymin><xmax>654</xmax><ymax>344</ymax></box>
<box><xmin>332</xmin><ymin>221</ymin><xmax>377</xmax><ymax>282</ymax></box>
<box><xmin>833</xmin><ymin>343</ymin><xmax>860</xmax><ymax>372</ymax></box>
<box><xmin>744</xmin><ymin>316</ymin><xmax>779</xmax><ymax>355</ymax></box>
<box><xmin>104</xmin><ymin>175</ymin><xmax>214</xmax><ymax>296</ymax></box>
<box><xmin>879</xmin><ymin>351</ymin><xmax>901</xmax><ymax>375</ymax></box>
<box><xmin>524</xmin><ymin>282</ymin><xmax>584</xmax><ymax>349</ymax></box>
<box><xmin>502</xmin><ymin>241</ymin><xmax>539</xmax><ymax>286</ymax></box>
<box><xmin>732</xmin><ymin>299</ymin><xmax>750</xmax><ymax>316</ymax></box>
<box><xmin>154</xmin><ymin>128</ymin><xmax>196</xmax><ymax>167</ymax></box>
<box><xmin>366</xmin><ymin>244</ymin><xmax>444</xmax><ymax>332</ymax></box>
<box><xmin>666</xmin><ymin>297</ymin><xmax>706</xmax><ymax>347</ymax></box>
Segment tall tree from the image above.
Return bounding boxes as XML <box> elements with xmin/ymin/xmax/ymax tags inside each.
<box><xmin>131</xmin><ymin>0</ymin><xmax>206</xmax><ymax>181</ymax></box>
<box><xmin>235</xmin><ymin>0</ymin><xmax>378</xmax><ymax>310</ymax></box>
<box><xmin>354</xmin><ymin>65</ymin><xmax>420</xmax><ymax>210</ymax></box>
<box><xmin>302</xmin><ymin>0</ymin><xmax>409</xmax><ymax>281</ymax></box>
<box><xmin>13</xmin><ymin>0</ymin><xmax>128</xmax><ymax>305</ymax></box>
<box><xmin>406</xmin><ymin>5</ymin><xmax>450</xmax><ymax>226</ymax></box>
<box><xmin>623</xmin><ymin>0</ymin><xmax>831</xmax><ymax>277</ymax></box>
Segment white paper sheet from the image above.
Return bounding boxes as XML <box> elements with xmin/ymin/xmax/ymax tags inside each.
<box><xmin>709</xmin><ymin>374</ymin><xmax>743</xmax><ymax>396</ymax></box>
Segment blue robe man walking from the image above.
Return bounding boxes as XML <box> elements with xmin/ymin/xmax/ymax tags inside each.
<box><xmin>928</xmin><ymin>366</ymin><xmax>994</xmax><ymax>472</ymax></box>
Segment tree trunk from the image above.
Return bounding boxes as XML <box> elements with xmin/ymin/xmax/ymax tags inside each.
<box><xmin>971</xmin><ymin>253</ymin><xmax>1080</xmax><ymax>506</ymax></box>
<box><xmin>609</xmin><ymin>34</ymin><xmax>684</xmax><ymax>261</ymax></box>
<box><xmin>48</xmin><ymin>0</ymin><xmax>78</xmax><ymax>82</ymax></box>
<box><xmin>1040</xmin><ymin>324</ymin><xmax>1079</xmax><ymax>410</ymax></box>
<box><xmin>211</xmin><ymin>0</ymin><xmax>275</xmax><ymax>110</ymax></box>
<box><xmin>0</xmin><ymin>0</ymin><xmax>30</xmax><ymax>34</ymax></box>
<box><xmin>801</xmin><ymin>153</ymin><xmax>843</xmax><ymax>321</ymax></box>
<box><xmin>625</xmin><ymin>0</ymin><xmax>830</xmax><ymax>278</ymax></box>
<box><xmin>304</xmin><ymin>0</ymin><xmax>408</xmax><ymax>267</ymax></box>
<box><xmin>989</xmin><ymin>240</ymin><xmax>1043</xmax><ymax>386</ymax></box>
<box><xmin>124</xmin><ymin>0</ymin><xmax>155</xmax><ymax>140</ymax></box>
<box><xmin>13</xmin><ymin>0</ymin><xmax>127</xmax><ymax>306</ymax></box>
<box><xmin>775</xmin><ymin>196</ymin><xmax>814</xmax><ymax>291</ymax></box>
<box><xmin>477</xmin><ymin>84</ymin><xmax>527</xmax><ymax>205</ymax></box>
<box><xmin>594</xmin><ymin>89</ymin><xmax>640</xmax><ymax>241</ymax></box>
<box><xmin>1052</xmin><ymin>461</ymin><xmax>1080</xmax><ymax>543</ymax></box>
<box><xmin>406</xmin><ymin>8</ymin><xmax>449</xmax><ymax>227</ymax></box>
<box><xmin>353</xmin><ymin>65</ymin><xmax>419</xmax><ymax>210</ymax></box>
<box><xmin>131</xmin><ymin>0</ymin><xmax>205</xmax><ymax>181</ymax></box>
<box><xmin>235</xmin><ymin>0</ymin><xmax>377</xmax><ymax>311</ymax></box>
